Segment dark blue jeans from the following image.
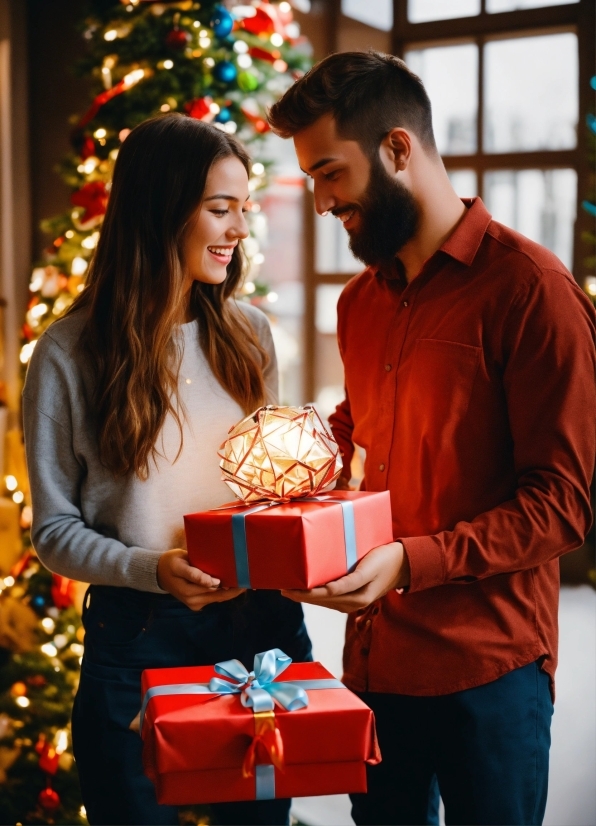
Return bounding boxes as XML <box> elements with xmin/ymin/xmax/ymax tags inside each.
<box><xmin>72</xmin><ymin>585</ymin><xmax>312</xmax><ymax>826</ymax></box>
<box><xmin>351</xmin><ymin>660</ymin><xmax>553</xmax><ymax>826</ymax></box>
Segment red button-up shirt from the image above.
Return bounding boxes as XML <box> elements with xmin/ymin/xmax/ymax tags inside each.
<box><xmin>329</xmin><ymin>198</ymin><xmax>595</xmax><ymax>697</ymax></box>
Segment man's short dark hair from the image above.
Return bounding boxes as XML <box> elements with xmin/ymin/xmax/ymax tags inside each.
<box><xmin>268</xmin><ymin>50</ymin><xmax>437</xmax><ymax>157</ymax></box>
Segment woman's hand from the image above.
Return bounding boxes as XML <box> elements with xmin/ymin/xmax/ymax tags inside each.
<box><xmin>157</xmin><ymin>548</ymin><xmax>245</xmax><ymax>611</ymax></box>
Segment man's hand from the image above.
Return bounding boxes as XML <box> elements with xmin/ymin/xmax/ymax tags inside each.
<box><xmin>157</xmin><ymin>549</ymin><xmax>245</xmax><ymax>611</ymax></box>
<box><xmin>281</xmin><ymin>541</ymin><xmax>410</xmax><ymax>613</ymax></box>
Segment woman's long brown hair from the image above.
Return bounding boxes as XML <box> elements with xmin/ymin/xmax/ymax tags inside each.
<box><xmin>68</xmin><ymin>114</ymin><xmax>268</xmax><ymax>479</ymax></box>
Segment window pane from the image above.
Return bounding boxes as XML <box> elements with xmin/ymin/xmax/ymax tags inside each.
<box><xmin>315</xmin><ymin>212</ymin><xmax>361</xmax><ymax>274</ymax></box>
<box><xmin>408</xmin><ymin>0</ymin><xmax>480</xmax><ymax>23</ymax></box>
<box><xmin>342</xmin><ymin>0</ymin><xmax>392</xmax><ymax>31</ymax></box>
<box><xmin>448</xmin><ymin>169</ymin><xmax>478</xmax><ymax>197</ymax></box>
<box><xmin>483</xmin><ymin>169</ymin><xmax>577</xmax><ymax>270</ymax></box>
<box><xmin>314</xmin><ymin>285</ymin><xmax>345</xmax><ymax>416</ymax></box>
<box><xmin>487</xmin><ymin>0</ymin><xmax>577</xmax><ymax>12</ymax></box>
<box><xmin>484</xmin><ymin>33</ymin><xmax>578</xmax><ymax>153</ymax></box>
<box><xmin>406</xmin><ymin>44</ymin><xmax>478</xmax><ymax>155</ymax></box>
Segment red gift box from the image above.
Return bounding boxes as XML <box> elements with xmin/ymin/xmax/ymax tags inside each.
<box><xmin>185</xmin><ymin>490</ymin><xmax>393</xmax><ymax>590</ymax></box>
<box><xmin>141</xmin><ymin>658</ymin><xmax>380</xmax><ymax>805</ymax></box>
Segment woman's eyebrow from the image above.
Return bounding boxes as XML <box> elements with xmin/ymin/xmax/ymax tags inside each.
<box><xmin>204</xmin><ymin>194</ymin><xmax>239</xmax><ymax>202</ymax></box>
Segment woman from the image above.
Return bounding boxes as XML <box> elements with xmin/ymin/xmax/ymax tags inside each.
<box><xmin>23</xmin><ymin>114</ymin><xmax>311</xmax><ymax>826</ymax></box>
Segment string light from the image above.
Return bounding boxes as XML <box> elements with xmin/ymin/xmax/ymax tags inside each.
<box><xmin>252</xmin><ymin>163</ymin><xmax>265</xmax><ymax>175</ymax></box>
<box><xmin>162</xmin><ymin>59</ymin><xmax>174</xmax><ymax>70</ymax></box>
<box><xmin>279</xmin><ymin>2</ymin><xmax>292</xmax><ymax>12</ymax></box>
<box><xmin>71</xmin><ymin>257</ymin><xmax>88</xmax><ymax>276</ymax></box>
<box><xmin>267</xmin><ymin>291</ymin><xmax>278</xmax><ymax>303</ymax></box>
<box><xmin>237</xmin><ymin>54</ymin><xmax>252</xmax><ymax>69</ymax></box>
<box><xmin>585</xmin><ymin>276</ymin><xmax>596</xmax><ymax>296</ymax></box>
<box><xmin>244</xmin><ymin>281</ymin><xmax>256</xmax><ymax>294</ymax></box>
<box><xmin>54</xmin><ymin>729</ymin><xmax>68</xmax><ymax>754</ymax></box>
<box><xmin>233</xmin><ymin>41</ymin><xmax>249</xmax><ymax>54</ymax></box>
<box><xmin>270</xmin><ymin>33</ymin><xmax>284</xmax><ymax>47</ymax></box>
<box><xmin>104</xmin><ymin>30</ymin><xmax>118</xmax><ymax>41</ymax></box>
<box><xmin>93</xmin><ymin>128</ymin><xmax>107</xmax><ymax>139</ymax></box>
<box><xmin>5</xmin><ymin>475</ymin><xmax>17</xmax><ymax>491</ymax></box>
<box><xmin>41</xmin><ymin>643</ymin><xmax>58</xmax><ymax>657</ymax></box>
<box><xmin>3</xmin><ymin>576</ymin><xmax>15</xmax><ymax>587</ymax></box>
<box><xmin>20</xmin><ymin>341</ymin><xmax>37</xmax><ymax>364</ymax></box>
<box><xmin>41</xmin><ymin>618</ymin><xmax>56</xmax><ymax>633</ymax></box>
<box><xmin>12</xmin><ymin>491</ymin><xmax>24</xmax><ymax>504</ymax></box>
<box><xmin>204</xmin><ymin>57</ymin><xmax>215</xmax><ymax>67</ymax></box>
<box><xmin>15</xmin><ymin>696</ymin><xmax>30</xmax><ymax>708</ymax></box>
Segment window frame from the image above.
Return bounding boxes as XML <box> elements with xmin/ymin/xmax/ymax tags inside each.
<box><xmin>302</xmin><ymin>0</ymin><xmax>594</xmax><ymax>402</ymax></box>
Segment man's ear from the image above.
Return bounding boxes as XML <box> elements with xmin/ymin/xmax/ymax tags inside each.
<box><xmin>379</xmin><ymin>128</ymin><xmax>412</xmax><ymax>176</ymax></box>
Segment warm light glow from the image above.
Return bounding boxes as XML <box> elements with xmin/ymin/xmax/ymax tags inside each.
<box><xmin>237</xmin><ymin>54</ymin><xmax>252</xmax><ymax>69</ymax></box>
<box><xmin>223</xmin><ymin>122</ymin><xmax>237</xmax><ymax>134</ymax></box>
<box><xmin>251</xmin><ymin>203</ymin><xmax>261</xmax><ymax>213</ymax></box>
<box><xmin>20</xmin><ymin>341</ymin><xmax>37</xmax><ymax>364</ymax></box>
<box><xmin>54</xmin><ymin>729</ymin><xmax>68</xmax><ymax>754</ymax></box>
<box><xmin>80</xmin><ymin>807</ymin><xmax>87</xmax><ymax>818</ymax></box>
<box><xmin>244</xmin><ymin>281</ymin><xmax>256</xmax><ymax>294</ymax></box>
<box><xmin>82</xmin><ymin>157</ymin><xmax>98</xmax><ymax>174</ymax></box>
<box><xmin>199</xmin><ymin>29</ymin><xmax>209</xmax><ymax>37</ymax></box>
<box><xmin>160</xmin><ymin>103</ymin><xmax>170</xmax><ymax>112</ymax></box>
<box><xmin>119</xmin><ymin>129</ymin><xmax>131</xmax><ymax>143</ymax></box>
<box><xmin>41</xmin><ymin>643</ymin><xmax>58</xmax><ymax>657</ymax></box>
<box><xmin>273</xmin><ymin>59</ymin><xmax>288</xmax><ymax>72</ymax></box>
<box><xmin>204</xmin><ymin>57</ymin><xmax>215</xmax><ymax>68</ymax></box>
<box><xmin>209</xmin><ymin>103</ymin><xmax>221</xmax><ymax>114</ymax></box>
<box><xmin>233</xmin><ymin>40</ymin><xmax>249</xmax><ymax>54</ymax></box>
<box><xmin>585</xmin><ymin>276</ymin><xmax>596</xmax><ymax>296</ymax></box>
<box><xmin>123</xmin><ymin>68</ymin><xmax>146</xmax><ymax>87</ymax></box>
<box><xmin>94</xmin><ymin>128</ymin><xmax>107</xmax><ymax>139</ymax></box>
<box><xmin>5</xmin><ymin>475</ymin><xmax>17</xmax><ymax>491</ymax></box>
<box><xmin>193</xmin><ymin>20</ymin><xmax>200</xmax><ymax>27</ymax></box>
<box><xmin>253</xmin><ymin>253</ymin><xmax>265</xmax><ymax>266</ymax></box>
<box><xmin>12</xmin><ymin>491</ymin><xmax>24</xmax><ymax>505</ymax></box>
<box><xmin>252</xmin><ymin>162</ymin><xmax>265</xmax><ymax>176</ymax></box>
<box><xmin>30</xmin><ymin>268</ymin><xmax>45</xmax><ymax>291</ymax></box>
<box><xmin>279</xmin><ymin>2</ymin><xmax>292</xmax><ymax>12</ymax></box>
<box><xmin>70</xmin><ymin>643</ymin><xmax>85</xmax><ymax>656</ymax></box>
<box><xmin>41</xmin><ymin>618</ymin><xmax>56</xmax><ymax>633</ymax></box>
<box><xmin>65</xmin><ymin>230</ymin><xmax>74</xmax><ymax>238</ymax></box>
<box><xmin>199</xmin><ymin>37</ymin><xmax>211</xmax><ymax>48</ymax></box>
<box><xmin>270</xmin><ymin>33</ymin><xmax>284</xmax><ymax>47</ymax></box>
<box><xmin>71</xmin><ymin>257</ymin><xmax>88</xmax><ymax>276</ymax></box>
<box><xmin>81</xmin><ymin>232</ymin><xmax>99</xmax><ymax>250</ymax></box>
<box><xmin>267</xmin><ymin>291</ymin><xmax>278</xmax><ymax>303</ymax></box>
<box><xmin>29</xmin><ymin>303</ymin><xmax>48</xmax><ymax>319</ymax></box>
<box><xmin>3</xmin><ymin>576</ymin><xmax>15</xmax><ymax>587</ymax></box>
<box><xmin>53</xmin><ymin>634</ymin><xmax>68</xmax><ymax>650</ymax></box>
<box><xmin>162</xmin><ymin>59</ymin><xmax>174</xmax><ymax>70</ymax></box>
<box><xmin>104</xmin><ymin>29</ymin><xmax>118</xmax><ymax>41</ymax></box>
<box><xmin>15</xmin><ymin>696</ymin><xmax>30</xmax><ymax>708</ymax></box>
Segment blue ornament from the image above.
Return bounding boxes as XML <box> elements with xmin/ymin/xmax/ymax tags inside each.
<box><xmin>215</xmin><ymin>107</ymin><xmax>231</xmax><ymax>123</ymax></box>
<box><xmin>211</xmin><ymin>5</ymin><xmax>234</xmax><ymax>39</ymax></box>
<box><xmin>31</xmin><ymin>594</ymin><xmax>46</xmax><ymax>612</ymax></box>
<box><xmin>213</xmin><ymin>60</ymin><xmax>237</xmax><ymax>84</ymax></box>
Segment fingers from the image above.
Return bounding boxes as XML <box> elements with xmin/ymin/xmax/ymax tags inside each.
<box><xmin>172</xmin><ymin>554</ymin><xmax>220</xmax><ymax>589</ymax></box>
<box><xmin>184</xmin><ymin>587</ymin><xmax>246</xmax><ymax>612</ymax></box>
<box><xmin>281</xmin><ymin>585</ymin><xmax>371</xmax><ymax>614</ymax></box>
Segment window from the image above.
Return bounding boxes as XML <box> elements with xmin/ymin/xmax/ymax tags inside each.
<box><xmin>302</xmin><ymin>0</ymin><xmax>592</xmax><ymax>408</ymax></box>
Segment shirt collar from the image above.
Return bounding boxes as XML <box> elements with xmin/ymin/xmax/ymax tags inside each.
<box><xmin>374</xmin><ymin>197</ymin><xmax>492</xmax><ymax>280</ymax></box>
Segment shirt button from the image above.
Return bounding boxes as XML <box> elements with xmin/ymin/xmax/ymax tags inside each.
<box><xmin>364</xmin><ymin>619</ymin><xmax>371</xmax><ymax>627</ymax></box>
<box><xmin>403</xmin><ymin>300</ymin><xmax>408</xmax><ymax>307</ymax></box>
<box><xmin>385</xmin><ymin>364</ymin><xmax>392</xmax><ymax>371</ymax></box>
<box><xmin>379</xmin><ymin>463</ymin><xmax>385</xmax><ymax>471</ymax></box>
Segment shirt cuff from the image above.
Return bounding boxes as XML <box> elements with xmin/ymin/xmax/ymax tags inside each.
<box><xmin>399</xmin><ymin>535</ymin><xmax>445</xmax><ymax>593</ymax></box>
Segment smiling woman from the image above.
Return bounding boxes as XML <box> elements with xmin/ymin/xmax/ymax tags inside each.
<box><xmin>21</xmin><ymin>113</ymin><xmax>312</xmax><ymax>825</ymax></box>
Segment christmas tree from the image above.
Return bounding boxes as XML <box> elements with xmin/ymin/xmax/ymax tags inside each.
<box><xmin>1</xmin><ymin>2</ymin><xmax>311</xmax><ymax>822</ymax></box>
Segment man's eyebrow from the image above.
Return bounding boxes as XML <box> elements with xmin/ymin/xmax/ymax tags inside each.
<box><xmin>301</xmin><ymin>157</ymin><xmax>338</xmax><ymax>174</ymax></box>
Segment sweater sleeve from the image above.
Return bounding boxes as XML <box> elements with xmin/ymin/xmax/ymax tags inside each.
<box><xmin>403</xmin><ymin>269</ymin><xmax>596</xmax><ymax>592</ymax></box>
<box><xmin>22</xmin><ymin>333</ymin><xmax>166</xmax><ymax>593</ymax></box>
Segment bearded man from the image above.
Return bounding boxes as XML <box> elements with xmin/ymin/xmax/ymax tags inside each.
<box><xmin>269</xmin><ymin>51</ymin><xmax>595</xmax><ymax>826</ymax></box>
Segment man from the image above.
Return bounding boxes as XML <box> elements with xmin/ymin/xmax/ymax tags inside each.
<box><xmin>268</xmin><ymin>51</ymin><xmax>595</xmax><ymax>826</ymax></box>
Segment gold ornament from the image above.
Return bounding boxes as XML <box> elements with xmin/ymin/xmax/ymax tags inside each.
<box><xmin>218</xmin><ymin>405</ymin><xmax>342</xmax><ymax>503</ymax></box>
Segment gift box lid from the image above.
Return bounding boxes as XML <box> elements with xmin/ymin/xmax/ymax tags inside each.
<box><xmin>141</xmin><ymin>661</ymin><xmax>379</xmax><ymax>775</ymax></box>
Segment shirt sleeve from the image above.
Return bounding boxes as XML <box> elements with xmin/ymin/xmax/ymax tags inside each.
<box><xmin>402</xmin><ymin>269</ymin><xmax>596</xmax><ymax>593</ymax></box>
<box><xmin>22</xmin><ymin>334</ymin><xmax>166</xmax><ymax>593</ymax></box>
<box><xmin>328</xmin><ymin>390</ymin><xmax>356</xmax><ymax>484</ymax></box>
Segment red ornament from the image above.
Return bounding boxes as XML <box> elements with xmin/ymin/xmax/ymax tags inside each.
<box><xmin>165</xmin><ymin>28</ymin><xmax>190</xmax><ymax>50</ymax></box>
<box><xmin>80</xmin><ymin>136</ymin><xmax>96</xmax><ymax>160</ymax></box>
<box><xmin>242</xmin><ymin>6</ymin><xmax>275</xmax><ymax>36</ymax></box>
<box><xmin>248</xmin><ymin>46</ymin><xmax>280</xmax><ymax>64</ymax></box>
<box><xmin>38</xmin><ymin>786</ymin><xmax>60</xmax><ymax>812</ymax></box>
<box><xmin>51</xmin><ymin>574</ymin><xmax>77</xmax><ymax>609</ymax></box>
<box><xmin>184</xmin><ymin>97</ymin><xmax>213</xmax><ymax>121</ymax></box>
<box><xmin>71</xmin><ymin>181</ymin><xmax>108</xmax><ymax>225</ymax></box>
<box><xmin>38</xmin><ymin>743</ymin><xmax>60</xmax><ymax>775</ymax></box>
<box><xmin>27</xmin><ymin>674</ymin><xmax>48</xmax><ymax>689</ymax></box>
<box><xmin>241</xmin><ymin>106</ymin><xmax>271</xmax><ymax>134</ymax></box>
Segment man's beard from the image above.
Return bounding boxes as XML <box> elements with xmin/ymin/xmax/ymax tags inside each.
<box><xmin>339</xmin><ymin>157</ymin><xmax>419</xmax><ymax>269</ymax></box>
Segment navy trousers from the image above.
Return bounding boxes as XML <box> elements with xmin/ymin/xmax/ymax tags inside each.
<box><xmin>72</xmin><ymin>585</ymin><xmax>312</xmax><ymax>826</ymax></box>
<box><xmin>351</xmin><ymin>661</ymin><xmax>553</xmax><ymax>826</ymax></box>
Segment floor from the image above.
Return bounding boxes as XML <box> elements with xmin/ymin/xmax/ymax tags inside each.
<box><xmin>291</xmin><ymin>585</ymin><xmax>596</xmax><ymax>826</ymax></box>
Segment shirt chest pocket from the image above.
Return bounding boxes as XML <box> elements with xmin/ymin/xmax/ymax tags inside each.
<box><xmin>405</xmin><ymin>339</ymin><xmax>482</xmax><ymax>441</ymax></box>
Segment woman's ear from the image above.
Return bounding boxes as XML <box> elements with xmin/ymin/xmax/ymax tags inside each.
<box><xmin>379</xmin><ymin>128</ymin><xmax>412</xmax><ymax>176</ymax></box>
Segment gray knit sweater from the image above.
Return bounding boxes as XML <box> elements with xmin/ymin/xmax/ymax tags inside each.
<box><xmin>22</xmin><ymin>303</ymin><xmax>277</xmax><ymax>593</ymax></box>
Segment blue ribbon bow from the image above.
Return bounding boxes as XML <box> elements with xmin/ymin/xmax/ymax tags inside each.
<box><xmin>208</xmin><ymin>648</ymin><xmax>309</xmax><ymax>713</ymax></box>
